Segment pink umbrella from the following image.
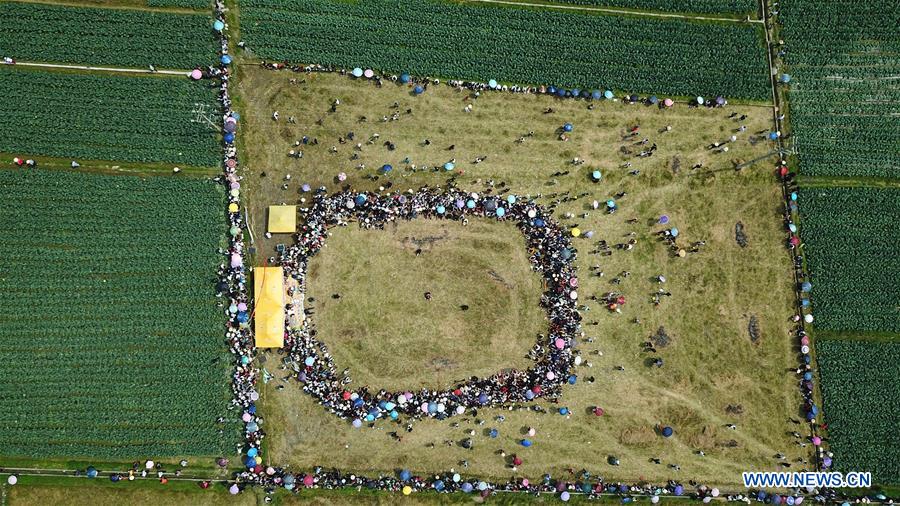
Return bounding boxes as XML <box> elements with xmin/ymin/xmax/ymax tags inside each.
<box><xmin>337</xmin><ymin>172</ymin><xmax>347</xmax><ymax>182</ymax></box>
<box><xmin>302</xmin><ymin>475</ymin><xmax>314</xmax><ymax>487</ymax></box>
<box><xmin>229</xmin><ymin>484</ymin><xmax>239</xmax><ymax>495</ymax></box>
<box><xmin>250</xmin><ymin>391</ymin><xmax>259</xmax><ymax>401</ymax></box>
<box><xmin>364</xmin><ymin>69</ymin><xmax>374</xmax><ymax>78</ymax></box>
<box><xmin>554</xmin><ymin>338</ymin><xmax>565</xmax><ymax>349</ymax></box>
<box><xmin>800</xmin><ymin>336</ymin><xmax>810</xmax><ymax>345</ymax></box>
<box><xmin>242</xmin><ymin>412</ymin><xmax>252</xmax><ymax>422</ymax></box>
<box><xmin>568</xmin><ymin>277</ymin><xmax>578</xmax><ymax>288</ymax></box>
<box><xmin>230</xmin><ymin>254</ymin><xmax>242</xmax><ymax>268</ymax></box>
<box><xmin>521</xmin><ymin>478</ymin><xmax>530</xmax><ymax>487</ymax></box>
<box><xmin>546</xmin><ymin>371</ymin><xmax>556</xmax><ymax>380</ymax></box>
<box><xmin>226</xmin><ymin>159</ymin><xmax>236</xmax><ymax>169</ymax></box>
<box><xmin>237</xmin><ymin>302</ymin><xmax>248</xmax><ymax>311</ymax></box>
<box><xmin>190</xmin><ymin>69</ymin><xmax>202</xmax><ymax>80</ymax></box>
<box><xmin>664</xmin><ymin>98</ymin><xmax>674</xmax><ymax>107</ymax></box>
<box><xmin>230</xmin><ymin>182</ymin><xmax>240</xmax><ymax>190</ymax></box>
<box><xmin>812</xmin><ymin>436</ymin><xmax>822</xmax><ymax>446</ymax></box>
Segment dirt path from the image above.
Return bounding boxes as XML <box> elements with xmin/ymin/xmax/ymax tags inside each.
<box><xmin>7</xmin><ymin>61</ymin><xmax>190</xmax><ymax>76</ymax></box>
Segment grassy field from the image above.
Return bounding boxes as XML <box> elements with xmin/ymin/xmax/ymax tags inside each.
<box><xmin>305</xmin><ymin>219</ymin><xmax>546</xmax><ymax>389</ymax></box>
<box><xmin>0</xmin><ymin>168</ymin><xmax>237</xmax><ymax>459</ymax></box>
<box><xmin>236</xmin><ymin>67</ymin><xmax>805</xmax><ymax>486</ymax></box>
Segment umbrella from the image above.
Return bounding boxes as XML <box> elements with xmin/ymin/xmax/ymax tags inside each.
<box><xmin>229</xmin><ymin>484</ymin><xmax>239</xmax><ymax>495</ymax></box>
<box><xmin>224</xmin><ymin>132</ymin><xmax>235</xmax><ymax>143</ymax></box>
<box><xmin>399</xmin><ymin>469</ymin><xmax>412</xmax><ymax>481</ymax></box>
<box><xmin>461</xmin><ymin>482</ymin><xmax>474</xmax><ymax>493</ymax></box>
<box><xmin>649</xmin><ymin>95</ymin><xmax>659</xmax><ymax>104</ymax></box>
<box><xmin>489</xmin><ymin>79</ymin><xmax>498</xmax><ymax>89</ymax></box>
<box><xmin>433</xmin><ymin>480</ymin><xmax>445</xmax><ymax>491</ymax></box>
<box><xmin>561</xmin><ymin>492</ymin><xmax>571</xmax><ymax>502</ymax></box>
<box><xmin>444</xmin><ymin>162</ymin><xmax>455</xmax><ymax>171</ymax></box>
<box><xmin>400</xmin><ymin>73</ymin><xmax>410</xmax><ymax>83</ymax></box>
<box><xmin>659</xmin><ymin>215</ymin><xmax>669</xmax><ymax>224</ymax></box>
<box><xmin>466</xmin><ymin>199</ymin><xmax>476</xmax><ymax>209</ymax></box>
<box><xmin>221</xmin><ymin>55</ymin><xmax>231</xmax><ymax>65</ymax></box>
<box><xmin>352</xmin><ymin>67</ymin><xmax>363</xmax><ymax>77</ymax></box>
<box><xmin>769</xmin><ymin>131</ymin><xmax>780</xmax><ymax>140</ymax></box>
<box><xmin>496</xmin><ymin>207</ymin><xmax>505</xmax><ymax>217</ymax></box>
<box><xmin>351</xmin><ymin>418</ymin><xmax>362</xmax><ymax>428</ymax></box>
<box><xmin>696</xmin><ymin>96</ymin><xmax>705</xmax><ymax>105</ymax></box>
<box><xmin>604</xmin><ymin>90</ymin><xmax>614</xmax><ymax>99</ymax></box>
<box><xmin>664</xmin><ymin>98</ymin><xmax>674</xmax><ymax>107</ymax></box>
<box><xmin>661</xmin><ymin>426</ymin><xmax>674</xmax><ymax>437</ymax></box>
<box><xmin>555</xmin><ymin>338</ymin><xmax>565</xmax><ymax>349</ymax></box>
<box><xmin>593</xmin><ymin>406</ymin><xmax>605</xmax><ymax>416</ymax></box>
<box><xmin>380</xmin><ymin>164</ymin><xmax>392</xmax><ymax>173</ymax></box>
<box><xmin>402</xmin><ymin>486</ymin><xmax>412</xmax><ymax>495</ymax></box>
<box><xmin>651</xmin><ymin>496</ymin><xmax>660</xmax><ymax>504</ymax></box>
<box><xmin>781</xmin><ymin>74</ymin><xmax>791</xmax><ymax>83</ymax></box>
<box><xmin>592</xmin><ymin>170</ymin><xmax>602</xmax><ymax>181</ymax></box>
<box><xmin>7</xmin><ymin>475</ymin><xmax>17</xmax><ymax>485</ymax></box>
<box><xmin>670</xmin><ymin>227</ymin><xmax>679</xmax><ymax>237</ymax></box>
<box><xmin>303</xmin><ymin>475</ymin><xmax>314</xmax><ymax>487</ymax></box>
<box><xmin>571</xmin><ymin>228</ymin><xmax>581</xmax><ymax>237</ymax></box>
<box><xmin>716</xmin><ymin>96</ymin><xmax>726</xmax><ymax>105</ymax></box>
<box><xmin>414</xmin><ymin>85</ymin><xmax>424</xmax><ymax>95</ymax></box>
<box><xmin>592</xmin><ymin>90</ymin><xmax>602</xmax><ymax>100</ymax></box>
<box><xmin>804</xmin><ymin>314</ymin><xmax>814</xmax><ymax>323</ymax></box>
<box><xmin>507</xmin><ymin>195</ymin><xmax>517</xmax><ymax>204</ymax></box>
<box><xmin>224</xmin><ymin>122</ymin><xmax>236</xmax><ymax>133</ymax></box>
<box><xmin>364</xmin><ymin>69</ymin><xmax>374</xmax><ymax>78</ymax></box>
<box><xmin>563</xmin><ymin>123</ymin><xmax>573</xmax><ymax>132</ymax></box>
<box><xmin>87</xmin><ymin>467</ymin><xmax>98</xmax><ymax>478</ymax></box>
<box><xmin>436</xmin><ymin>205</ymin><xmax>445</xmax><ymax>214</ymax></box>
<box><xmin>213</xmin><ymin>20</ymin><xmax>224</xmax><ymax>31</ymax></box>
<box><xmin>521</xmin><ymin>439</ymin><xmax>533</xmax><ymax>447</ymax></box>
<box><xmin>190</xmin><ymin>69</ymin><xmax>202</xmax><ymax>80</ymax></box>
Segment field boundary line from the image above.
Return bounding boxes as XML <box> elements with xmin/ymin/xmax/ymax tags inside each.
<box><xmin>464</xmin><ymin>0</ymin><xmax>764</xmax><ymax>24</ymax></box>
<box><xmin>6</xmin><ymin>62</ymin><xmax>191</xmax><ymax>76</ymax></box>
<box><xmin>6</xmin><ymin>0</ymin><xmax>207</xmax><ymax>15</ymax></box>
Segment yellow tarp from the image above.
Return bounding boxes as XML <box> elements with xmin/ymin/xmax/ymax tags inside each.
<box><xmin>253</xmin><ymin>266</ymin><xmax>285</xmax><ymax>348</ymax></box>
<box><xmin>268</xmin><ymin>205</ymin><xmax>297</xmax><ymax>234</ymax></box>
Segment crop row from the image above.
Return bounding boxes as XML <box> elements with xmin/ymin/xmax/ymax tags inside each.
<box><xmin>0</xmin><ymin>168</ymin><xmax>237</xmax><ymax>459</ymax></box>
<box><xmin>147</xmin><ymin>0</ymin><xmax>212</xmax><ymax>9</ymax></box>
<box><xmin>815</xmin><ymin>340</ymin><xmax>900</xmax><ymax>484</ymax></box>
<box><xmin>547</xmin><ymin>0</ymin><xmax>755</xmax><ymax>14</ymax></box>
<box><xmin>0</xmin><ymin>66</ymin><xmax>221</xmax><ymax>167</ymax></box>
<box><xmin>798</xmin><ymin>187</ymin><xmax>900</xmax><ymax>333</ymax></box>
<box><xmin>0</xmin><ymin>1</ymin><xmax>216</xmax><ymax>69</ymax></box>
<box><xmin>781</xmin><ymin>0</ymin><xmax>899</xmax><ymax>178</ymax></box>
<box><xmin>241</xmin><ymin>0</ymin><xmax>770</xmax><ymax>100</ymax></box>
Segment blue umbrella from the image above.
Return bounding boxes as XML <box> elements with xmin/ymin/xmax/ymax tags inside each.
<box><xmin>801</xmin><ymin>298</ymin><xmax>810</xmax><ymax>307</ymax></box>
<box><xmin>567</xmin><ymin>375</ymin><xmax>577</xmax><ymax>385</ymax></box>
<box><xmin>696</xmin><ymin>96</ymin><xmax>705</xmax><ymax>105</ymax></box>
<box><xmin>381</xmin><ymin>164</ymin><xmax>392</xmax><ymax>173</ymax></box>
<box><xmin>489</xmin><ymin>428</ymin><xmax>498</xmax><ymax>438</ymax></box>
<box><xmin>659</xmin><ymin>215</ymin><xmax>669</xmax><ymax>224</ymax></box>
<box><xmin>506</xmin><ymin>195</ymin><xmax>516</xmax><ymax>204</ymax></box>
<box><xmin>433</xmin><ymin>480</ymin><xmax>445</xmax><ymax>491</ymax></box>
<box><xmin>803</xmin><ymin>372</ymin><xmax>813</xmax><ymax>381</ymax></box>
<box><xmin>461</xmin><ymin>482</ymin><xmax>474</xmax><ymax>493</ymax></box>
<box><xmin>559</xmin><ymin>407</ymin><xmax>570</xmax><ymax>415</ymax></box>
<box><xmin>413</xmin><ymin>85</ymin><xmax>424</xmax><ymax>95</ymax></box>
<box><xmin>674</xmin><ymin>485</ymin><xmax>684</xmax><ymax>495</ymax></box>
<box><xmin>213</xmin><ymin>20</ymin><xmax>225</xmax><ymax>31</ymax></box>
<box><xmin>769</xmin><ymin>132</ymin><xmax>779</xmax><ymax>140</ymax></box>
<box><xmin>436</xmin><ymin>205</ymin><xmax>445</xmax><ymax>214</ymax></box>
<box><xmin>533</xmin><ymin>218</ymin><xmax>546</xmax><ymax>227</ymax></box>
<box><xmin>236</xmin><ymin>311</ymin><xmax>249</xmax><ymax>323</ymax></box>
<box><xmin>670</xmin><ymin>227</ymin><xmax>679</xmax><ymax>237</ymax></box>
<box><xmin>355</xmin><ymin>194</ymin><xmax>367</xmax><ymax>205</ymax></box>
<box><xmin>478</xmin><ymin>393</ymin><xmax>489</xmax><ymax>405</ymax></box>
<box><xmin>352</xmin><ymin>67</ymin><xmax>363</xmax><ymax>78</ymax></box>
<box><xmin>801</xmin><ymin>281</ymin><xmax>812</xmax><ymax>292</ymax></box>
<box><xmin>548</xmin><ymin>86</ymin><xmax>557</xmax><ymax>95</ymax></box>
<box><xmin>556</xmin><ymin>88</ymin><xmax>567</xmax><ymax>97</ymax></box>
<box><xmin>592</xmin><ymin>90</ymin><xmax>602</xmax><ymax>100</ymax></box>
<box><xmin>488</xmin><ymin>79</ymin><xmax>498</xmax><ymax>89</ymax></box>
<box><xmin>525</xmin><ymin>389</ymin><xmax>535</xmax><ymax>400</ymax></box>
<box><xmin>649</xmin><ymin>95</ymin><xmax>659</xmax><ymax>104</ymax></box>
<box><xmin>604</xmin><ymin>90</ymin><xmax>614</xmax><ymax>99</ymax></box>
<box><xmin>592</xmin><ymin>170</ymin><xmax>602</xmax><ymax>181</ymax></box>
<box><xmin>400</xmin><ymin>469</ymin><xmax>411</xmax><ymax>481</ymax></box>
<box><xmin>221</xmin><ymin>54</ymin><xmax>232</xmax><ymax>65</ymax></box>
<box><xmin>521</xmin><ymin>439</ymin><xmax>533</xmax><ymax>447</ymax></box>
<box><xmin>466</xmin><ymin>199</ymin><xmax>476</xmax><ymax>209</ymax></box>
<box><xmin>563</xmin><ymin>123</ymin><xmax>573</xmax><ymax>132</ymax></box>
<box><xmin>661</xmin><ymin>426</ymin><xmax>674</xmax><ymax>437</ymax></box>
<box><xmin>248</xmin><ymin>447</ymin><xmax>258</xmax><ymax>457</ymax></box>
<box><xmin>571</xmin><ymin>88</ymin><xmax>581</xmax><ymax>97</ymax></box>
<box><xmin>87</xmin><ymin>466</ymin><xmax>98</xmax><ymax>478</ymax></box>
<box><xmin>444</xmin><ymin>162</ymin><xmax>455</xmax><ymax>171</ymax></box>
<box><xmin>496</xmin><ymin>207</ymin><xmax>505</xmax><ymax>217</ymax></box>
<box><xmin>224</xmin><ymin>132</ymin><xmax>235</xmax><ymax>143</ymax></box>
<box><xmin>781</xmin><ymin>74</ymin><xmax>791</xmax><ymax>83</ymax></box>
<box><xmin>304</xmin><ymin>356</ymin><xmax>315</xmax><ymax>366</ymax></box>
<box><xmin>607</xmin><ymin>199</ymin><xmax>616</xmax><ymax>208</ymax></box>
<box><xmin>400</xmin><ymin>73</ymin><xmax>410</xmax><ymax>83</ymax></box>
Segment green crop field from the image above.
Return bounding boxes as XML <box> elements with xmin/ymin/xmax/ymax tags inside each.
<box><xmin>240</xmin><ymin>0</ymin><xmax>770</xmax><ymax>100</ymax></box>
<box><xmin>547</xmin><ymin>0</ymin><xmax>755</xmax><ymax>14</ymax></box>
<box><xmin>781</xmin><ymin>0</ymin><xmax>900</xmax><ymax>178</ymax></box>
<box><xmin>0</xmin><ymin>2</ymin><xmax>216</xmax><ymax>69</ymax></box>
<box><xmin>816</xmin><ymin>339</ymin><xmax>900</xmax><ymax>484</ymax></box>
<box><xmin>0</xmin><ymin>168</ymin><xmax>237</xmax><ymax>459</ymax></box>
<box><xmin>797</xmin><ymin>187</ymin><xmax>900</xmax><ymax>334</ymax></box>
<box><xmin>0</xmin><ymin>66</ymin><xmax>221</xmax><ymax>167</ymax></box>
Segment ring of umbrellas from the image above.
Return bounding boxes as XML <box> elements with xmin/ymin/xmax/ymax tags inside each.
<box><xmin>279</xmin><ymin>188</ymin><xmax>580</xmax><ymax>423</ymax></box>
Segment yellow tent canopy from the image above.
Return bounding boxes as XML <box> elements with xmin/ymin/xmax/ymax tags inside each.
<box><xmin>268</xmin><ymin>205</ymin><xmax>297</xmax><ymax>234</ymax></box>
<box><xmin>253</xmin><ymin>266</ymin><xmax>284</xmax><ymax>348</ymax></box>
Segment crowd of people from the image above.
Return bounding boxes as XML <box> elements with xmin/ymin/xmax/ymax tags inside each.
<box><xmin>277</xmin><ymin>188</ymin><xmax>580</xmax><ymax>423</ymax></box>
